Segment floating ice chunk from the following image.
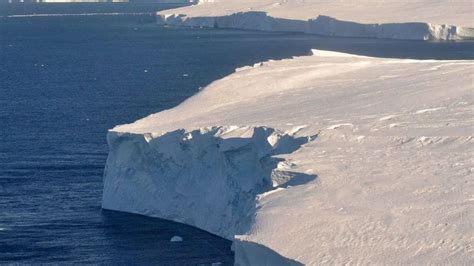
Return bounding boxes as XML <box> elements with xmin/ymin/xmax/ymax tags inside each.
<box><xmin>170</xmin><ymin>235</ymin><xmax>183</xmax><ymax>242</ymax></box>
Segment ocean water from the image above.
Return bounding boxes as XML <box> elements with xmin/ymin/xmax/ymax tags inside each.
<box><xmin>1</xmin><ymin>11</ymin><xmax>473</xmax><ymax>264</ymax></box>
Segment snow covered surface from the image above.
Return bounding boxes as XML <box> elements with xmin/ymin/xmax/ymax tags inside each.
<box><xmin>103</xmin><ymin>49</ymin><xmax>474</xmax><ymax>264</ymax></box>
<box><xmin>157</xmin><ymin>0</ymin><xmax>474</xmax><ymax>40</ymax></box>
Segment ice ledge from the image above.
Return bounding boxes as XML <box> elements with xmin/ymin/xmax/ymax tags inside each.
<box><xmin>102</xmin><ymin>125</ymin><xmax>317</xmax><ymax>241</ymax></box>
<box><xmin>157</xmin><ymin>11</ymin><xmax>474</xmax><ymax>41</ymax></box>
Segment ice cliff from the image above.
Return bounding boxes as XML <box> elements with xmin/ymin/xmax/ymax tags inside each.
<box><xmin>103</xmin><ymin>49</ymin><xmax>473</xmax><ymax>264</ymax></box>
<box><xmin>100</xmin><ymin>2</ymin><xmax>474</xmax><ymax>264</ymax></box>
<box><xmin>103</xmin><ymin>126</ymin><xmax>317</xmax><ymax>239</ymax></box>
<box><xmin>156</xmin><ymin>0</ymin><xmax>474</xmax><ymax>41</ymax></box>
<box><xmin>158</xmin><ymin>12</ymin><xmax>473</xmax><ymax>41</ymax></box>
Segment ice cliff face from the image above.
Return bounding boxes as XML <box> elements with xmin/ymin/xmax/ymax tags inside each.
<box><xmin>102</xmin><ymin>50</ymin><xmax>473</xmax><ymax>264</ymax></box>
<box><xmin>157</xmin><ymin>11</ymin><xmax>473</xmax><ymax>41</ymax></box>
<box><xmin>102</xmin><ymin>126</ymin><xmax>316</xmax><ymax>239</ymax></box>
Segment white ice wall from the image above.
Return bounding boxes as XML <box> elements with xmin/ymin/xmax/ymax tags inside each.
<box><xmin>157</xmin><ymin>0</ymin><xmax>474</xmax><ymax>40</ymax></box>
<box><xmin>103</xmin><ymin>50</ymin><xmax>474</xmax><ymax>264</ymax></box>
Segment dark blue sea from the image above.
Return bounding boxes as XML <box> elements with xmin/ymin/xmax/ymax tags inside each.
<box><xmin>0</xmin><ymin>5</ymin><xmax>473</xmax><ymax>264</ymax></box>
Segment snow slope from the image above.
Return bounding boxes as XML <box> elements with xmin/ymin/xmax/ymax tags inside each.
<box><xmin>156</xmin><ymin>0</ymin><xmax>474</xmax><ymax>40</ymax></box>
<box><xmin>103</xmin><ymin>50</ymin><xmax>474</xmax><ymax>264</ymax></box>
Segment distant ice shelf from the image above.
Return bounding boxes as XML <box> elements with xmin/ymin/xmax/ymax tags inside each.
<box><xmin>156</xmin><ymin>0</ymin><xmax>474</xmax><ymax>41</ymax></box>
<box><xmin>157</xmin><ymin>11</ymin><xmax>474</xmax><ymax>41</ymax></box>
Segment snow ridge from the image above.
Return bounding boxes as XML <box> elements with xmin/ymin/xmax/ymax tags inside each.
<box><xmin>157</xmin><ymin>11</ymin><xmax>474</xmax><ymax>41</ymax></box>
<box><xmin>102</xmin><ymin>125</ymin><xmax>317</xmax><ymax>240</ymax></box>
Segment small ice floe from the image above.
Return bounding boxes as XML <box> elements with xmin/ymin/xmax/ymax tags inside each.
<box><xmin>144</xmin><ymin>69</ymin><xmax>148</xmax><ymax>73</ymax></box>
<box><xmin>170</xmin><ymin>235</ymin><xmax>183</xmax><ymax>242</ymax></box>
